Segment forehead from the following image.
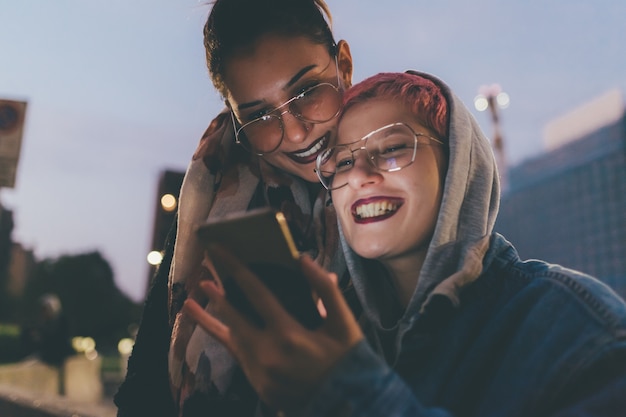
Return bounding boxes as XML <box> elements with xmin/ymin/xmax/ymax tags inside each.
<box><xmin>223</xmin><ymin>34</ymin><xmax>331</xmax><ymax>106</ymax></box>
<box><xmin>337</xmin><ymin>99</ymin><xmax>421</xmax><ymax>145</ymax></box>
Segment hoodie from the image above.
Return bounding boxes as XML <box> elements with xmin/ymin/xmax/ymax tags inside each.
<box><xmin>306</xmin><ymin>72</ymin><xmax>626</xmax><ymax>417</ymax></box>
<box><xmin>341</xmin><ymin>70</ymin><xmax>500</xmax><ymax>365</ymax></box>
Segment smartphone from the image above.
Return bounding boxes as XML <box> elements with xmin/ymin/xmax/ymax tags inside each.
<box><xmin>195</xmin><ymin>207</ymin><xmax>322</xmax><ymax>329</ymax></box>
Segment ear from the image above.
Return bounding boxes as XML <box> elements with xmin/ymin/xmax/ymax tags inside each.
<box><xmin>335</xmin><ymin>40</ymin><xmax>353</xmax><ymax>89</ymax></box>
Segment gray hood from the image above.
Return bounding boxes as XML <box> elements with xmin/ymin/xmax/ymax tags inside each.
<box><xmin>338</xmin><ymin>71</ymin><xmax>500</xmax><ymax>360</ymax></box>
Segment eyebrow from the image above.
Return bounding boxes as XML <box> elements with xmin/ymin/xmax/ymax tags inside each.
<box><xmin>236</xmin><ymin>64</ymin><xmax>320</xmax><ymax>111</ymax></box>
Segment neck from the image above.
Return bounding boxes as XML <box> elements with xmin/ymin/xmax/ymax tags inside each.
<box><xmin>379</xmin><ymin>249</ymin><xmax>427</xmax><ymax>309</ymax></box>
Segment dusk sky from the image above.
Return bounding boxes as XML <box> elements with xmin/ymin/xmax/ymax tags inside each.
<box><xmin>1</xmin><ymin>0</ymin><xmax>625</xmax><ymax>302</ymax></box>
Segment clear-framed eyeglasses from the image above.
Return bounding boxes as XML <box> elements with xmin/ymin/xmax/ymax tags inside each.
<box><xmin>315</xmin><ymin>122</ymin><xmax>444</xmax><ymax>190</ymax></box>
<box><xmin>230</xmin><ymin>55</ymin><xmax>343</xmax><ymax>156</ymax></box>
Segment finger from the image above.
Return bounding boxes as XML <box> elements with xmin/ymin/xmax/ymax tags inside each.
<box><xmin>198</xmin><ymin>280</ymin><xmax>261</xmax><ymax>340</ymax></box>
<box><xmin>197</xmin><ymin>279</ymin><xmax>223</xmax><ymax>301</ymax></box>
<box><xmin>209</xmin><ymin>245</ymin><xmax>298</xmax><ymax>328</ymax></box>
<box><xmin>182</xmin><ymin>298</ymin><xmax>234</xmax><ymax>354</ymax></box>
<box><xmin>315</xmin><ymin>271</ymin><xmax>337</xmax><ymax>317</ymax></box>
<box><xmin>316</xmin><ymin>297</ymin><xmax>328</xmax><ymax>318</ymax></box>
<box><xmin>201</xmin><ymin>251</ymin><xmax>225</xmax><ymax>292</ymax></box>
<box><xmin>300</xmin><ymin>256</ymin><xmax>359</xmax><ymax>338</ymax></box>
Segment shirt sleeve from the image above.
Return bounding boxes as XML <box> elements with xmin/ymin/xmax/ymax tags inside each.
<box><xmin>305</xmin><ymin>340</ymin><xmax>451</xmax><ymax>417</ymax></box>
<box><xmin>305</xmin><ymin>338</ymin><xmax>626</xmax><ymax>417</ymax></box>
<box><xmin>114</xmin><ymin>219</ymin><xmax>177</xmax><ymax>417</ymax></box>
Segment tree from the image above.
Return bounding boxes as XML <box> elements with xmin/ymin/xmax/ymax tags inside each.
<box><xmin>21</xmin><ymin>251</ymin><xmax>143</xmax><ymax>351</ymax></box>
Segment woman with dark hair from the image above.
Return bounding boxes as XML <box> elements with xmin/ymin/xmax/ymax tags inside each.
<box><xmin>114</xmin><ymin>1</ymin><xmax>353</xmax><ymax>416</ymax></box>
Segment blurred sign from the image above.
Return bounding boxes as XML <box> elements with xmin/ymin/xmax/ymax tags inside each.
<box><xmin>0</xmin><ymin>99</ymin><xmax>28</xmax><ymax>188</ymax></box>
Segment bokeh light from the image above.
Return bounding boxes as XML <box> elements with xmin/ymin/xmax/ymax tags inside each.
<box><xmin>497</xmin><ymin>92</ymin><xmax>510</xmax><ymax>108</ymax></box>
<box><xmin>160</xmin><ymin>194</ymin><xmax>177</xmax><ymax>212</ymax></box>
<box><xmin>118</xmin><ymin>338</ymin><xmax>134</xmax><ymax>355</ymax></box>
<box><xmin>474</xmin><ymin>95</ymin><xmax>489</xmax><ymax>112</ymax></box>
<box><xmin>147</xmin><ymin>250</ymin><xmax>163</xmax><ymax>266</ymax></box>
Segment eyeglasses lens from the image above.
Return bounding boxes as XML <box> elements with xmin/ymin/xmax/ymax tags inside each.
<box><xmin>239</xmin><ymin>83</ymin><xmax>341</xmax><ymax>155</ymax></box>
<box><xmin>316</xmin><ymin>123</ymin><xmax>418</xmax><ymax>190</ymax></box>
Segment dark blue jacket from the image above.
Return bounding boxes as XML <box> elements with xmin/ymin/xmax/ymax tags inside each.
<box><xmin>310</xmin><ymin>234</ymin><xmax>626</xmax><ymax>416</ymax></box>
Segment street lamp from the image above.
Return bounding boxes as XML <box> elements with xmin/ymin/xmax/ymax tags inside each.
<box><xmin>474</xmin><ymin>84</ymin><xmax>509</xmax><ymax>191</ymax></box>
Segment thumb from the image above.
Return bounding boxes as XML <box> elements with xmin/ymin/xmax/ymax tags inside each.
<box><xmin>300</xmin><ymin>256</ymin><xmax>361</xmax><ymax>342</ymax></box>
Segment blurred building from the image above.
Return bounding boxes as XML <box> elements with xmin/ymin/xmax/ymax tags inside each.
<box><xmin>0</xmin><ymin>99</ymin><xmax>28</xmax><ymax>189</ymax></box>
<box><xmin>0</xmin><ymin>204</ymin><xmax>12</xmax><ymax>265</ymax></box>
<box><xmin>8</xmin><ymin>242</ymin><xmax>36</xmax><ymax>297</ymax></box>
<box><xmin>146</xmin><ymin>169</ymin><xmax>184</xmax><ymax>293</ymax></box>
<box><xmin>0</xmin><ymin>205</ymin><xmax>12</xmax><ymax>271</ymax></box>
<box><xmin>496</xmin><ymin>90</ymin><xmax>626</xmax><ymax>298</ymax></box>
<box><xmin>0</xmin><ymin>204</ymin><xmax>14</xmax><ymax>317</ymax></box>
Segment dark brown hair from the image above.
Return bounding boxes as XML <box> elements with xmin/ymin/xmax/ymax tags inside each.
<box><xmin>204</xmin><ymin>0</ymin><xmax>336</xmax><ymax>97</ymax></box>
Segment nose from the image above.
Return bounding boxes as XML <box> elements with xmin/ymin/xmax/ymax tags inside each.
<box><xmin>280</xmin><ymin>109</ymin><xmax>309</xmax><ymax>145</ymax></box>
<box><xmin>346</xmin><ymin>150</ymin><xmax>383</xmax><ymax>189</ymax></box>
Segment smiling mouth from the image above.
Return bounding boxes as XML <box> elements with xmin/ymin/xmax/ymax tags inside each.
<box><xmin>287</xmin><ymin>134</ymin><xmax>328</xmax><ymax>163</ymax></box>
<box><xmin>352</xmin><ymin>198</ymin><xmax>404</xmax><ymax>223</ymax></box>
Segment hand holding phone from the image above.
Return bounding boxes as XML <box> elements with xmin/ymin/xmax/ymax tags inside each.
<box><xmin>195</xmin><ymin>207</ymin><xmax>323</xmax><ymax>329</ymax></box>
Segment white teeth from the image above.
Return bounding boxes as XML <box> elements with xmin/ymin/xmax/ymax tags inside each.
<box><xmin>355</xmin><ymin>201</ymin><xmax>398</xmax><ymax>219</ymax></box>
<box><xmin>294</xmin><ymin>136</ymin><xmax>326</xmax><ymax>158</ymax></box>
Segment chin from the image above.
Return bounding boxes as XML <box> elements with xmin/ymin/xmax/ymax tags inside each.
<box><xmin>352</xmin><ymin>243</ymin><xmax>389</xmax><ymax>261</ymax></box>
<box><xmin>301</xmin><ymin>170</ymin><xmax>320</xmax><ymax>183</ymax></box>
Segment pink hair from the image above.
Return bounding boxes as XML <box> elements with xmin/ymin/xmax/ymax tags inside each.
<box><xmin>340</xmin><ymin>72</ymin><xmax>449</xmax><ymax>141</ymax></box>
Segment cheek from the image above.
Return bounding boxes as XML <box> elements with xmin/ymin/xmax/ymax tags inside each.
<box><xmin>415</xmin><ymin>154</ymin><xmax>446</xmax><ymax>194</ymax></box>
<box><xmin>263</xmin><ymin>152</ymin><xmax>287</xmax><ymax>166</ymax></box>
<box><xmin>434</xmin><ymin>149</ymin><xmax>449</xmax><ymax>185</ymax></box>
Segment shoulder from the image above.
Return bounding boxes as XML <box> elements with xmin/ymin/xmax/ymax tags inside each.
<box><xmin>483</xmin><ymin>234</ymin><xmax>626</xmax><ymax>334</ymax></box>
